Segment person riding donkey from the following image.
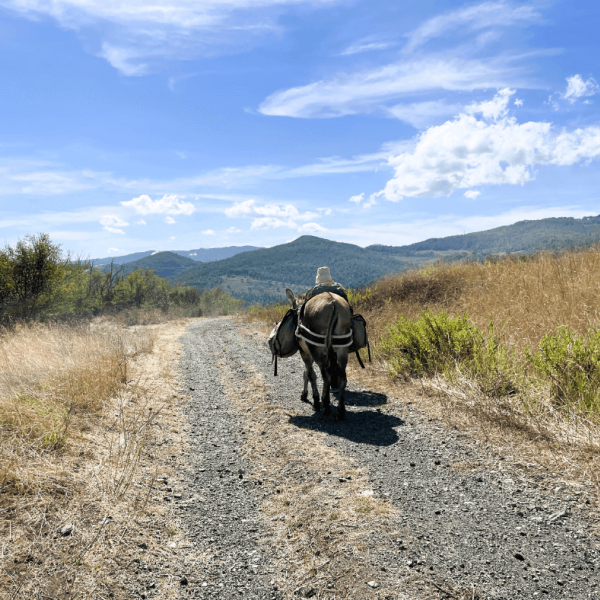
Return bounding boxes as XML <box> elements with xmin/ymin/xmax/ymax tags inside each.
<box><xmin>303</xmin><ymin>266</ymin><xmax>349</xmax><ymax>305</ymax></box>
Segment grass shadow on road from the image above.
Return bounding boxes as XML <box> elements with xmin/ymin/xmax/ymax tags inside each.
<box><xmin>289</xmin><ymin>406</ymin><xmax>403</xmax><ymax>447</ymax></box>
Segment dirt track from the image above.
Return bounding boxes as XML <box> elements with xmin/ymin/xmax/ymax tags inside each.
<box><xmin>174</xmin><ymin>317</ymin><xmax>600</xmax><ymax>599</ymax></box>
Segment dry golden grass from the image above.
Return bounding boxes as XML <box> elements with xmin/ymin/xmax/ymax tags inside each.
<box><xmin>359</xmin><ymin>246</ymin><xmax>600</xmax><ymax>359</ymax></box>
<box><xmin>0</xmin><ymin>318</ymin><xmax>204</xmax><ymax>599</ymax></box>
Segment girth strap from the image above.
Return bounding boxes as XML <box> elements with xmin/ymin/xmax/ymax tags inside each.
<box><xmin>296</xmin><ymin>323</ymin><xmax>353</xmax><ymax>348</ymax></box>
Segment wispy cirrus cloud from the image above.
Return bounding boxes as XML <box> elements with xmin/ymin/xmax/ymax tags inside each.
<box><xmin>337</xmin><ymin>39</ymin><xmax>394</xmax><ymax>56</ymax></box>
<box><xmin>403</xmin><ymin>1</ymin><xmax>540</xmax><ymax>54</ymax></box>
<box><xmin>258</xmin><ymin>56</ymin><xmax>534</xmax><ymax>119</ymax></box>
<box><xmin>0</xmin><ymin>0</ymin><xmax>341</xmax><ymax>75</ymax></box>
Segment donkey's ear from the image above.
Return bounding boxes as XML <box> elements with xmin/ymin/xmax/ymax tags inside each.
<box><xmin>285</xmin><ymin>288</ymin><xmax>296</xmax><ymax>308</ymax></box>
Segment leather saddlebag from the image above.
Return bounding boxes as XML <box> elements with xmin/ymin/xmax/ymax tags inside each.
<box><xmin>268</xmin><ymin>308</ymin><xmax>299</xmax><ymax>359</ymax></box>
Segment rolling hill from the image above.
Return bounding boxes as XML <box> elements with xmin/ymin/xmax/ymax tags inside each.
<box><xmin>113</xmin><ymin>252</ymin><xmax>198</xmax><ymax>279</ymax></box>
<box><xmin>368</xmin><ymin>215</ymin><xmax>600</xmax><ymax>257</ymax></box>
<box><xmin>172</xmin><ymin>246</ymin><xmax>260</xmax><ymax>262</ymax></box>
<box><xmin>171</xmin><ymin>236</ymin><xmax>410</xmax><ymax>304</ymax></box>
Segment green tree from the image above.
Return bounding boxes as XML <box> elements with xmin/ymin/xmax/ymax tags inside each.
<box><xmin>0</xmin><ymin>234</ymin><xmax>64</xmax><ymax>320</ymax></box>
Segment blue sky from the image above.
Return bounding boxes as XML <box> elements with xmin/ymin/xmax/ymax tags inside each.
<box><xmin>0</xmin><ymin>0</ymin><xmax>599</xmax><ymax>256</ymax></box>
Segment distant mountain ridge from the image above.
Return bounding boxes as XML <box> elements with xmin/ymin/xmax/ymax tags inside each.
<box><xmin>368</xmin><ymin>215</ymin><xmax>600</xmax><ymax>256</ymax></box>
<box><xmin>90</xmin><ymin>214</ymin><xmax>600</xmax><ymax>305</ymax></box>
<box><xmin>91</xmin><ymin>245</ymin><xmax>260</xmax><ymax>266</ymax></box>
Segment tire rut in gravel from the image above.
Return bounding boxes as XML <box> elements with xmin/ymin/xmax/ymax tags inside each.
<box><xmin>177</xmin><ymin>317</ymin><xmax>600</xmax><ymax>600</ymax></box>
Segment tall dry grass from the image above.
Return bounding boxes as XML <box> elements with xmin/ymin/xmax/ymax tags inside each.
<box><xmin>358</xmin><ymin>246</ymin><xmax>600</xmax><ymax>358</ymax></box>
<box><xmin>0</xmin><ymin>320</ymin><xmax>160</xmax><ymax>599</ymax></box>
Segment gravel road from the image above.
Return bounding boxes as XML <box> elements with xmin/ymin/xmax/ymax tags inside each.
<box><xmin>175</xmin><ymin>317</ymin><xmax>599</xmax><ymax>599</ymax></box>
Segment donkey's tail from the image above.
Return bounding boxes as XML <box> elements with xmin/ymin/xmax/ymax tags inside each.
<box><xmin>324</xmin><ymin>302</ymin><xmax>337</xmax><ymax>354</ymax></box>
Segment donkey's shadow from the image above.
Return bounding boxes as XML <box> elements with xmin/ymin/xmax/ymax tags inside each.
<box><xmin>289</xmin><ymin>389</ymin><xmax>403</xmax><ymax>447</ymax></box>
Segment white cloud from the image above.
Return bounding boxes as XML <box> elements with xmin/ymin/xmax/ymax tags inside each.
<box><xmin>298</xmin><ymin>222</ymin><xmax>327</xmax><ymax>233</ymax></box>
<box><xmin>250</xmin><ymin>217</ymin><xmax>296</xmax><ymax>230</ymax></box>
<box><xmin>100</xmin><ymin>215</ymin><xmax>129</xmax><ymax>227</ymax></box>
<box><xmin>202</xmin><ymin>229</ymin><xmax>215</xmax><ymax>235</ymax></box>
<box><xmin>100</xmin><ymin>214</ymin><xmax>129</xmax><ymax>234</ymax></box>
<box><xmin>338</xmin><ymin>40</ymin><xmax>393</xmax><ymax>56</ymax></box>
<box><xmin>363</xmin><ymin>194</ymin><xmax>377</xmax><ymax>209</ymax></box>
<box><xmin>135</xmin><ymin>219</ymin><xmax>147</xmax><ymax>225</ymax></box>
<box><xmin>122</xmin><ymin>194</ymin><xmax>195</xmax><ymax>215</ymax></box>
<box><xmin>562</xmin><ymin>75</ymin><xmax>599</xmax><ymax>104</ymax></box>
<box><xmin>378</xmin><ymin>89</ymin><xmax>600</xmax><ymax>201</ymax></box>
<box><xmin>226</xmin><ymin>227</ymin><xmax>241</xmax><ymax>234</ymax></box>
<box><xmin>514</xmin><ymin>98</ymin><xmax>523</xmax><ymax>106</ymax></box>
<box><xmin>349</xmin><ymin>193</ymin><xmax>364</xmax><ymax>203</ymax></box>
<box><xmin>464</xmin><ymin>190</ymin><xmax>481</xmax><ymax>199</ymax></box>
<box><xmin>2</xmin><ymin>0</ymin><xmax>337</xmax><ymax>75</ymax></box>
<box><xmin>107</xmin><ymin>248</ymin><xmax>120</xmax><ymax>253</ymax></box>
<box><xmin>386</xmin><ymin>100</ymin><xmax>462</xmax><ymax>128</ymax></box>
<box><xmin>466</xmin><ymin>87</ymin><xmax>514</xmax><ymax>119</ymax></box>
<box><xmin>225</xmin><ymin>199</ymin><xmax>317</xmax><ymax>223</ymax></box>
<box><xmin>404</xmin><ymin>1</ymin><xmax>540</xmax><ymax>54</ymax></box>
<box><xmin>259</xmin><ymin>56</ymin><xmax>531</xmax><ymax>119</ymax></box>
<box><xmin>164</xmin><ymin>216</ymin><xmax>176</xmax><ymax>224</ymax></box>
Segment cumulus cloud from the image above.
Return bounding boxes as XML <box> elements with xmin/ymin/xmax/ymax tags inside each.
<box><xmin>100</xmin><ymin>214</ymin><xmax>129</xmax><ymax>234</ymax></box>
<box><xmin>226</xmin><ymin>227</ymin><xmax>241</xmax><ymax>234</ymax></box>
<box><xmin>562</xmin><ymin>75</ymin><xmax>598</xmax><ymax>104</ymax></box>
<box><xmin>164</xmin><ymin>216</ymin><xmax>176</xmax><ymax>224</ymax></box>
<box><xmin>107</xmin><ymin>248</ymin><xmax>120</xmax><ymax>253</ymax></box>
<box><xmin>122</xmin><ymin>194</ymin><xmax>195</xmax><ymax>215</ymax></box>
<box><xmin>135</xmin><ymin>219</ymin><xmax>147</xmax><ymax>225</ymax></box>
<box><xmin>377</xmin><ymin>89</ymin><xmax>600</xmax><ymax>201</ymax></box>
<box><xmin>202</xmin><ymin>229</ymin><xmax>215</xmax><ymax>235</ymax></box>
<box><xmin>349</xmin><ymin>193</ymin><xmax>364</xmax><ymax>203</ymax></box>
<box><xmin>464</xmin><ymin>190</ymin><xmax>481</xmax><ymax>199</ymax></box>
<box><xmin>259</xmin><ymin>57</ymin><xmax>530</xmax><ymax>119</ymax></box>
<box><xmin>225</xmin><ymin>199</ymin><xmax>325</xmax><ymax>231</ymax></box>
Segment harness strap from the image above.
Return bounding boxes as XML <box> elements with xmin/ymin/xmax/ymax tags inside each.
<box><xmin>355</xmin><ymin>350</ymin><xmax>365</xmax><ymax>369</ymax></box>
<box><xmin>296</xmin><ymin>323</ymin><xmax>353</xmax><ymax>348</ymax></box>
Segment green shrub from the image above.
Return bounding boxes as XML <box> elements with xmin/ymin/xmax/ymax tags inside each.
<box><xmin>378</xmin><ymin>310</ymin><xmax>480</xmax><ymax>379</ymax></box>
<box><xmin>525</xmin><ymin>326</ymin><xmax>600</xmax><ymax>412</ymax></box>
<box><xmin>462</xmin><ymin>321</ymin><xmax>521</xmax><ymax>397</ymax></box>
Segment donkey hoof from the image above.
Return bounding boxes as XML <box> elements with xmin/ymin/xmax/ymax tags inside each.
<box><xmin>323</xmin><ymin>406</ymin><xmax>331</xmax><ymax>417</ymax></box>
<box><xmin>313</xmin><ymin>402</ymin><xmax>321</xmax><ymax>412</ymax></box>
<box><xmin>336</xmin><ymin>410</ymin><xmax>347</xmax><ymax>422</ymax></box>
<box><xmin>300</xmin><ymin>392</ymin><xmax>309</xmax><ymax>403</ymax></box>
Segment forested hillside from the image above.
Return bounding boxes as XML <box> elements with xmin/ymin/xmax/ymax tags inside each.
<box><xmin>171</xmin><ymin>236</ymin><xmax>409</xmax><ymax>304</ymax></box>
<box><xmin>369</xmin><ymin>215</ymin><xmax>600</xmax><ymax>256</ymax></box>
<box><xmin>113</xmin><ymin>251</ymin><xmax>197</xmax><ymax>279</ymax></box>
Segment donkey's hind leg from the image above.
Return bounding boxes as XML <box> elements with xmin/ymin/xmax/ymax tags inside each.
<box><xmin>300</xmin><ymin>349</ymin><xmax>320</xmax><ymax>410</ymax></box>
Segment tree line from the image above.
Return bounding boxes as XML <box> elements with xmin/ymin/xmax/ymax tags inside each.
<box><xmin>0</xmin><ymin>234</ymin><xmax>243</xmax><ymax>322</ymax></box>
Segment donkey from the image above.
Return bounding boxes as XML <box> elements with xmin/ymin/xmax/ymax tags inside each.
<box><xmin>285</xmin><ymin>288</ymin><xmax>353</xmax><ymax>420</ymax></box>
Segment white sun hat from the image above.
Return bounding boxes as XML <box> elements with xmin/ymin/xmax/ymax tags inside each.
<box><xmin>316</xmin><ymin>266</ymin><xmax>333</xmax><ymax>284</ymax></box>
